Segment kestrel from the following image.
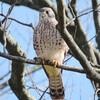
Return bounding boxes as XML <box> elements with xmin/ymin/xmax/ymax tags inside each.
<box><xmin>33</xmin><ymin>7</ymin><xmax>68</xmax><ymax>100</ymax></box>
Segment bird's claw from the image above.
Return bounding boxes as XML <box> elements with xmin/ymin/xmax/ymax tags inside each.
<box><xmin>53</xmin><ymin>60</ymin><xmax>59</xmax><ymax>68</ymax></box>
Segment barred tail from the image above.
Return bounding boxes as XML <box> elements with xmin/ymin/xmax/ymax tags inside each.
<box><xmin>49</xmin><ymin>73</ymin><xmax>65</xmax><ymax>100</ymax></box>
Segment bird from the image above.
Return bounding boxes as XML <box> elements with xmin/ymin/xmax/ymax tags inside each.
<box><xmin>33</xmin><ymin>7</ymin><xmax>68</xmax><ymax>100</ymax></box>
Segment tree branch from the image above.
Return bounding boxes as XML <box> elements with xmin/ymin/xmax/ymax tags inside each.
<box><xmin>0</xmin><ymin>65</ymin><xmax>42</xmax><ymax>92</ymax></box>
<box><xmin>93</xmin><ymin>47</ymin><xmax>100</xmax><ymax>65</ymax></box>
<box><xmin>69</xmin><ymin>0</ymin><xmax>97</xmax><ymax>64</ymax></box>
<box><xmin>0</xmin><ymin>0</ymin><xmax>56</xmax><ymax>13</ymax></box>
<box><xmin>0</xmin><ymin>51</ymin><xmax>85</xmax><ymax>73</ymax></box>
<box><xmin>0</xmin><ymin>21</ymin><xmax>36</xmax><ymax>100</ymax></box>
<box><xmin>56</xmin><ymin>0</ymin><xmax>100</xmax><ymax>83</ymax></box>
<box><xmin>92</xmin><ymin>0</ymin><xmax>100</xmax><ymax>51</ymax></box>
<box><xmin>0</xmin><ymin>71</ymin><xmax>10</xmax><ymax>81</ymax></box>
<box><xmin>92</xmin><ymin>0</ymin><xmax>100</xmax><ymax>33</ymax></box>
<box><xmin>1</xmin><ymin>51</ymin><xmax>100</xmax><ymax>74</ymax></box>
<box><xmin>0</xmin><ymin>14</ymin><xmax>35</xmax><ymax>30</ymax></box>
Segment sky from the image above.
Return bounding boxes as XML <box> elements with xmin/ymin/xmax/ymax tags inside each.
<box><xmin>0</xmin><ymin>0</ymin><xmax>99</xmax><ymax>100</ymax></box>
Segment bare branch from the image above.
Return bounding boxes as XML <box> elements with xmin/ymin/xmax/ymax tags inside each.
<box><xmin>0</xmin><ymin>14</ymin><xmax>35</xmax><ymax>30</ymax></box>
<box><xmin>66</xmin><ymin>9</ymin><xmax>100</xmax><ymax>27</ymax></box>
<box><xmin>69</xmin><ymin>0</ymin><xmax>97</xmax><ymax>64</ymax></box>
<box><xmin>0</xmin><ymin>51</ymin><xmax>85</xmax><ymax>73</ymax></box>
<box><xmin>93</xmin><ymin>47</ymin><xmax>100</xmax><ymax>65</ymax></box>
<box><xmin>0</xmin><ymin>0</ymin><xmax>57</xmax><ymax>13</ymax></box>
<box><xmin>0</xmin><ymin>89</ymin><xmax>10</xmax><ymax>97</ymax></box>
<box><xmin>92</xmin><ymin>0</ymin><xmax>100</xmax><ymax>32</ymax></box>
<box><xmin>39</xmin><ymin>86</ymin><xmax>49</xmax><ymax>100</ymax></box>
<box><xmin>2</xmin><ymin>2</ymin><xmax>16</xmax><ymax>24</ymax></box>
<box><xmin>0</xmin><ymin>21</ymin><xmax>36</xmax><ymax>100</ymax></box>
<box><xmin>27</xmin><ymin>71</ymin><xmax>42</xmax><ymax>97</ymax></box>
<box><xmin>0</xmin><ymin>65</ymin><xmax>42</xmax><ymax>91</ymax></box>
<box><xmin>1</xmin><ymin>2</ymin><xmax>16</xmax><ymax>53</ymax></box>
<box><xmin>1</xmin><ymin>7</ymin><xmax>99</xmax><ymax>31</ymax></box>
<box><xmin>0</xmin><ymin>81</ymin><xmax>8</xmax><ymax>90</ymax></box>
<box><xmin>92</xmin><ymin>0</ymin><xmax>100</xmax><ymax>51</ymax></box>
<box><xmin>56</xmin><ymin>0</ymin><xmax>100</xmax><ymax>83</ymax></box>
<box><xmin>0</xmin><ymin>71</ymin><xmax>10</xmax><ymax>81</ymax></box>
<box><xmin>1</xmin><ymin>51</ymin><xmax>100</xmax><ymax>75</ymax></box>
<box><xmin>26</xmin><ymin>65</ymin><xmax>42</xmax><ymax>74</ymax></box>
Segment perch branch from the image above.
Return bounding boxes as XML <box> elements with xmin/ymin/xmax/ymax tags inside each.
<box><xmin>1</xmin><ymin>51</ymin><xmax>100</xmax><ymax>74</ymax></box>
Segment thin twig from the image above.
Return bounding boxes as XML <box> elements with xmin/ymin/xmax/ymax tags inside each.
<box><xmin>70</xmin><ymin>80</ymin><xmax>74</xmax><ymax>100</ymax></box>
<box><xmin>2</xmin><ymin>3</ymin><xmax>16</xmax><ymax>24</ymax></box>
<box><xmin>26</xmin><ymin>69</ymin><xmax>42</xmax><ymax>96</ymax></box>
<box><xmin>6</xmin><ymin>20</ymin><xmax>12</xmax><ymax>30</ymax></box>
<box><xmin>81</xmin><ymin>35</ymin><xmax>96</xmax><ymax>48</ymax></box>
<box><xmin>1</xmin><ymin>2</ymin><xmax>3</xmax><ymax>14</ymax></box>
<box><xmin>26</xmin><ymin>85</ymin><xmax>49</xmax><ymax>94</ymax></box>
<box><xmin>68</xmin><ymin>0</ymin><xmax>76</xmax><ymax>18</ymax></box>
<box><xmin>88</xmin><ymin>88</ymin><xmax>100</xmax><ymax>100</ymax></box>
<box><xmin>0</xmin><ymin>14</ymin><xmax>35</xmax><ymax>30</ymax></box>
<box><xmin>64</xmin><ymin>34</ymin><xmax>96</xmax><ymax>63</ymax></box>
<box><xmin>0</xmin><ymin>66</ymin><xmax>42</xmax><ymax>91</ymax></box>
<box><xmin>1</xmin><ymin>2</ymin><xmax>16</xmax><ymax>53</ymax></box>
<box><xmin>0</xmin><ymin>71</ymin><xmax>10</xmax><ymax>81</ymax></box>
<box><xmin>39</xmin><ymin>86</ymin><xmax>49</xmax><ymax>100</ymax></box>
<box><xmin>66</xmin><ymin>7</ymin><xmax>100</xmax><ymax>27</ymax></box>
<box><xmin>0</xmin><ymin>89</ymin><xmax>11</xmax><ymax>97</ymax></box>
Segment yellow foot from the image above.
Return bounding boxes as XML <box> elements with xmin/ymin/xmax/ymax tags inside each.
<box><xmin>53</xmin><ymin>60</ymin><xmax>59</xmax><ymax>68</ymax></box>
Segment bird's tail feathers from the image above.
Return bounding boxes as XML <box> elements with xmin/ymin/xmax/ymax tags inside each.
<box><xmin>49</xmin><ymin>73</ymin><xmax>65</xmax><ymax>100</ymax></box>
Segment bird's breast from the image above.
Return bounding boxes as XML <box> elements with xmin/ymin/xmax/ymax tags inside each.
<box><xmin>34</xmin><ymin>20</ymin><xmax>66</xmax><ymax>64</ymax></box>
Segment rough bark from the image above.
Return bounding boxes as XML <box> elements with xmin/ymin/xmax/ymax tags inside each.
<box><xmin>0</xmin><ymin>22</ymin><xmax>36</xmax><ymax>100</ymax></box>
<box><xmin>56</xmin><ymin>0</ymin><xmax>100</xmax><ymax>82</ymax></box>
<box><xmin>92</xmin><ymin>0</ymin><xmax>100</xmax><ymax>51</ymax></box>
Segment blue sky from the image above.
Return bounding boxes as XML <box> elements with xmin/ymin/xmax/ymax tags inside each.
<box><xmin>0</xmin><ymin>1</ymin><xmax>98</xmax><ymax>100</ymax></box>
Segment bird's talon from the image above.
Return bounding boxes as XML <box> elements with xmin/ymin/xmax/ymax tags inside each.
<box><xmin>53</xmin><ymin>60</ymin><xmax>59</xmax><ymax>68</ymax></box>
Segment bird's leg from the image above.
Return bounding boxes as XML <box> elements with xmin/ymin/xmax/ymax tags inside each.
<box><xmin>41</xmin><ymin>58</ymin><xmax>46</xmax><ymax>65</ymax></box>
<box><xmin>42</xmin><ymin>58</ymin><xmax>49</xmax><ymax>65</ymax></box>
<box><xmin>53</xmin><ymin>60</ymin><xmax>59</xmax><ymax>68</ymax></box>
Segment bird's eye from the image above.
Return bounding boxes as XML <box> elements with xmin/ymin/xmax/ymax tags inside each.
<box><xmin>46</xmin><ymin>11</ymin><xmax>49</xmax><ymax>15</ymax></box>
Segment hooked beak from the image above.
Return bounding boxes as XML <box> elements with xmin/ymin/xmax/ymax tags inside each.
<box><xmin>40</xmin><ymin>12</ymin><xmax>45</xmax><ymax>18</ymax></box>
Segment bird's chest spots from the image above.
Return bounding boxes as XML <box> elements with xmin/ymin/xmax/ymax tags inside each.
<box><xmin>42</xmin><ymin>31</ymin><xmax>51</xmax><ymax>41</ymax></box>
<box><xmin>34</xmin><ymin>21</ymin><xmax>63</xmax><ymax>58</ymax></box>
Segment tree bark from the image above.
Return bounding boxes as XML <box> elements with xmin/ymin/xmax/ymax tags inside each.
<box><xmin>0</xmin><ymin>22</ymin><xmax>36</xmax><ymax>100</ymax></box>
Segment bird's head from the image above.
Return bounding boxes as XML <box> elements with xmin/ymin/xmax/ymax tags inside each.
<box><xmin>39</xmin><ymin>7</ymin><xmax>55</xmax><ymax>20</ymax></box>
